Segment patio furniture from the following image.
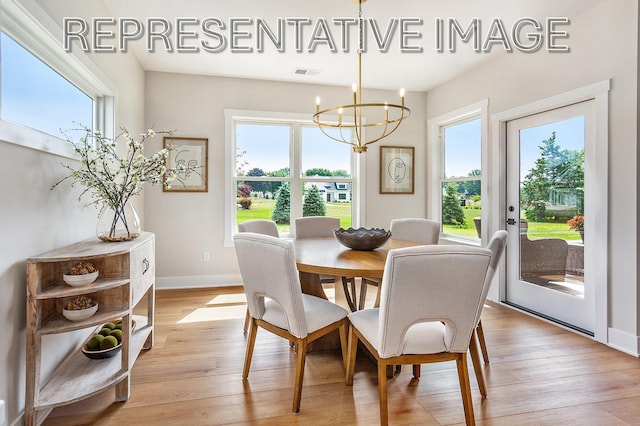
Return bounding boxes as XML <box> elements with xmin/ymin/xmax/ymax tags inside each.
<box><xmin>520</xmin><ymin>219</ymin><xmax>568</xmax><ymax>282</ymax></box>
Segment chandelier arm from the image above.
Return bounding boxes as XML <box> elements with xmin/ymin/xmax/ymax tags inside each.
<box><xmin>315</xmin><ymin>124</ymin><xmax>351</xmax><ymax>144</ymax></box>
<box><xmin>364</xmin><ymin>120</ymin><xmax>404</xmax><ymax>147</ymax></box>
<box><xmin>339</xmin><ymin>125</ymin><xmax>355</xmax><ymax>148</ymax></box>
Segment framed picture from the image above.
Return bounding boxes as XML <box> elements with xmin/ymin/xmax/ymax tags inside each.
<box><xmin>163</xmin><ymin>137</ymin><xmax>208</xmax><ymax>192</ymax></box>
<box><xmin>379</xmin><ymin>145</ymin><xmax>414</xmax><ymax>194</ymax></box>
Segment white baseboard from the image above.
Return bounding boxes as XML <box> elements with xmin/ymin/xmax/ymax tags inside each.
<box><xmin>155</xmin><ymin>274</ymin><xmax>243</xmax><ymax>290</ymax></box>
<box><xmin>607</xmin><ymin>327</ymin><xmax>640</xmax><ymax>357</ymax></box>
<box><xmin>9</xmin><ymin>410</ymin><xmax>23</xmax><ymax>426</ymax></box>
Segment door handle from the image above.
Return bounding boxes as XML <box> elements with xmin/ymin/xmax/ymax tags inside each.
<box><xmin>506</xmin><ymin>218</ymin><xmax>517</xmax><ymax>225</ymax></box>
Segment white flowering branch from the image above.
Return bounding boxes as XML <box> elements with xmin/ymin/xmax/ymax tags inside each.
<box><xmin>51</xmin><ymin>124</ymin><xmax>192</xmax><ymax>238</ymax></box>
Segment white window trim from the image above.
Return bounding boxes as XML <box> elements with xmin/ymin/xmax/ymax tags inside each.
<box><xmin>0</xmin><ymin>0</ymin><xmax>115</xmax><ymax>158</ymax></box>
<box><xmin>223</xmin><ymin>109</ymin><xmax>364</xmax><ymax>247</ymax></box>
<box><xmin>427</xmin><ymin>99</ymin><xmax>489</xmax><ymax>244</ymax></box>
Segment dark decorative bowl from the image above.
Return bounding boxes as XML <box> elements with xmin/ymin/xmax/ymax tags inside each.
<box><xmin>334</xmin><ymin>227</ymin><xmax>392</xmax><ymax>251</ymax></box>
<box><xmin>80</xmin><ymin>319</ymin><xmax>134</xmax><ymax>359</ymax></box>
<box><xmin>82</xmin><ymin>342</ymin><xmax>122</xmax><ymax>359</ymax></box>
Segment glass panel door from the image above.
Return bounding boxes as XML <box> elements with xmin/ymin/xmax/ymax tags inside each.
<box><xmin>505</xmin><ymin>101</ymin><xmax>594</xmax><ymax>333</ymax></box>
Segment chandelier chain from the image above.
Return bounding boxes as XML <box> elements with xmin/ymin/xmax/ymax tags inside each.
<box><xmin>312</xmin><ymin>0</ymin><xmax>411</xmax><ymax>153</ymax></box>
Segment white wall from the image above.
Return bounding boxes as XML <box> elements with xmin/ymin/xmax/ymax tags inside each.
<box><xmin>0</xmin><ymin>1</ymin><xmax>146</xmax><ymax>423</ymax></box>
<box><xmin>425</xmin><ymin>0</ymin><xmax>639</xmax><ymax>349</ymax></box>
<box><xmin>143</xmin><ymin>72</ymin><xmax>427</xmax><ymax>287</ymax></box>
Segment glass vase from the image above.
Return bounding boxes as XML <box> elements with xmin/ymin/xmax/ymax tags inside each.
<box><xmin>97</xmin><ymin>202</ymin><xmax>141</xmax><ymax>242</ymax></box>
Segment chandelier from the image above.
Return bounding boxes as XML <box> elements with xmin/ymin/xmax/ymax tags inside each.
<box><xmin>313</xmin><ymin>0</ymin><xmax>411</xmax><ymax>153</ymax></box>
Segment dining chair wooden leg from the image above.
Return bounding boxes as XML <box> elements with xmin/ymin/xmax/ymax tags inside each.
<box><xmin>412</xmin><ymin>364</ymin><xmax>421</xmax><ymax>378</ymax></box>
<box><xmin>386</xmin><ymin>365</ymin><xmax>394</xmax><ymax>379</ymax></box>
<box><xmin>338</xmin><ymin>321</ymin><xmax>348</xmax><ymax>369</ymax></box>
<box><xmin>358</xmin><ymin>279</ymin><xmax>368</xmax><ymax>310</ymax></box>
<box><xmin>378</xmin><ymin>359</ymin><xmax>390</xmax><ymax>426</ymax></box>
<box><xmin>341</xmin><ymin>277</ymin><xmax>358</xmax><ymax>312</ymax></box>
<box><xmin>374</xmin><ymin>285</ymin><xmax>381</xmax><ymax>308</ymax></box>
<box><xmin>469</xmin><ymin>331</ymin><xmax>487</xmax><ymax>397</ymax></box>
<box><xmin>242</xmin><ymin>318</ymin><xmax>258</xmax><ymax>379</ymax></box>
<box><xmin>345</xmin><ymin>327</ymin><xmax>359</xmax><ymax>385</ymax></box>
<box><xmin>243</xmin><ymin>308</ymin><xmax>250</xmax><ymax>334</ymax></box>
<box><xmin>292</xmin><ymin>338</ymin><xmax>308</xmax><ymax>414</ymax></box>
<box><xmin>455</xmin><ymin>353</ymin><xmax>475</xmax><ymax>426</ymax></box>
<box><xmin>476</xmin><ymin>319</ymin><xmax>490</xmax><ymax>364</ymax></box>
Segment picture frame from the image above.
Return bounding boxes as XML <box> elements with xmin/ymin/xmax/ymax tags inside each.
<box><xmin>379</xmin><ymin>145</ymin><xmax>414</xmax><ymax>194</ymax></box>
<box><xmin>163</xmin><ymin>137</ymin><xmax>208</xmax><ymax>192</ymax></box>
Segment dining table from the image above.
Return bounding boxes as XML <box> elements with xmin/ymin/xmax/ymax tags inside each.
<box><xmin>293</xmin><ymin>236</ymin><xmax>424</xmax><ymax>351</ymax></box>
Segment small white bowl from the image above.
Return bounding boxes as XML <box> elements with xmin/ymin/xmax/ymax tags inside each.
<box><xmin>63</xmin><ymin>303</ymin><xmax>98</xmax><ymax>322</ymax></box>
<box><xmin>63</xmin><ymin>271</ymin><xmax>99</xmax><ymax>287</ymax></box>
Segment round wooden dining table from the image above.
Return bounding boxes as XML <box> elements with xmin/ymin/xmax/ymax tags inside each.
<box><xmin>293</xmin><ymin>237</ymin><xmax>424</xmax><ymax>351</ymax></box>
<box><xmin>294</xmin><ymin>237</ymin><xmax>422</xmax><ymax>300</ymax></box>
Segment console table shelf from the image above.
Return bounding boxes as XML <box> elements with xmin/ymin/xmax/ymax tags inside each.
<box><xmin>36</xmin><ymin>277</ymin><xmax>130</xmax><ymax>300</ymax></box>
<box><xmin>25</xmin><ymin>232</ymin><xmax>156</xmax><ymax>426</ymax></box>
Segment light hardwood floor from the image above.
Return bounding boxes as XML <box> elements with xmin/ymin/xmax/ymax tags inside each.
<box><xmin>45</xmin><ymin>285</ymin><xmax>640</xmax><ymax>425</ymax></box>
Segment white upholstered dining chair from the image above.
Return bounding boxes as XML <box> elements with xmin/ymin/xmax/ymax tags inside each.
<box><xmin>237</xmin><ymin>219</ymin><xmax>280</xmax><ymax>333</ymax></box>
<box><xmin>410</xmin><ymin>230</ymin><xmax>507</xmax><ymax>398</ymax></box>
<box><xmin>237</xmin><ymin>219</ymin><xmax>279</xmax><ymax>237</ymax></box>
<box><xmin>345</xmin><ymin>244</ymin><xmax>492</xmax><ymax>426</ymax></box>
<box><xmin>475</xmin><ymin>230</ymin><xmax>508</xmax><ymax>365</ymax></box>
<box><xmin>234</xmin><ymin>232</ymin><xmax>349</xmax><ymax>414</ymax></box>
<box><xmin>360</xmin><ymin>218</ymin><xmax>441</xmax><ymax>310</ymax></box>
<box><xmin>294</xmin><ymin>216</ymin><xmax>340</xmax><ymax>239</ymax></box>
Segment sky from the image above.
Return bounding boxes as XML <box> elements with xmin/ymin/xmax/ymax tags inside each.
<box><xmin>520</xmin><ymin>116</ymin><xmax>584</xmax><ymax>180</ymax></box>
<box><xmin>444</xmin><ymin>118</ymin><xmax>481</xmax><ymax>178</ymax></box>
<box><xmin>444</xmin><ymin>115</ymin><xmax>584</xmax><ymax>180</ymax></box>
<box><xmin>1</xmin><ymin>33</ymin><xmax>92</xmax><ymax>139</ymax></box>
<box><xmin>236</xmin><ymin>122</ymin><xmax>352</xmax><ymax>175</ymax></box>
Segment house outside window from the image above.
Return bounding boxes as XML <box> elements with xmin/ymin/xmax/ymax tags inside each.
<box><xmin>225</xmin><ymin>110</ymin><xmax>358</xmax><ymax>244</ymax></box>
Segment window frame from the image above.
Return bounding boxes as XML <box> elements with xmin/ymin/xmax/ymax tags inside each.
<box><xmin>0</xmin><ymin>0</ymin><xmax>113</xmax><ymax>157</ymax></box>
<box><xmin>224</xmin><ymin>109</ymin><xmax>363</xmax><ymax>246</ymax></box>
<box><xmin>428</xmin><ymin>99</ymin><xmax>488</xmax><ymax>243</ymax></box>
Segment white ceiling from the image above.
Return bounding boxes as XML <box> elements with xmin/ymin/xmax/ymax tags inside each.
<box><xmin>101</xmin><ymin>0</ymin><xmax>600</xmax><ymax>92</ymax></box>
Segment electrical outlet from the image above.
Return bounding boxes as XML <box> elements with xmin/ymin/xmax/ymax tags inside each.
<box><xmin>203</xmin><ymin>251</ymin><xmax>210</xmax><ymax>262</ymax></box>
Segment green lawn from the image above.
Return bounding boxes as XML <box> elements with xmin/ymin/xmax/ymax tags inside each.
<box><xmin>236</xmin><ymin>198</ymin><xmax>352</xmax><ymax>233</ymax></box>
<box><xmin>442</xmin><ymin>207</ymin><xmax>582</xmax><ymax>241</ymax></box>
<box><xmin>524</xmin><ymin>220</ymin><xmax>582</xmax><ymax>241</ymax></box>
<box><xmin>442</xmin><ymin>208</ymin><xmax>482</xmax><ymax>238</ymax></box>
<box><xmin>238</xmin><ymin>199</ymin><xmax>582</xmax><ymax>241</ymax></box>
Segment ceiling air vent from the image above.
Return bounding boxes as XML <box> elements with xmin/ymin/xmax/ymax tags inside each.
<box><xmin>294</xmin><ymin>68</ymin><xmax>321</xmax><ymax>76</ymax></box>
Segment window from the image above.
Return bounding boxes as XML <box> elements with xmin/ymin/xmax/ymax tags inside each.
<box><xmin>225</xmin><ymin>110</ymin><xmax>357</xmax><ymax>243</ymax></box>
<box><xmin>428</xmin><ymin>100</ymin><xmax>488</xmax><ymax>241</ymax></box>
<box><xmin>1</xmin><ymin>32</ymin><xmax>93</xmax><ymax>138</ymax></box>
<box><xmin>0</xmin><ymin>0</ymin><xmax>113</xmax><ymax>157</ymax></box>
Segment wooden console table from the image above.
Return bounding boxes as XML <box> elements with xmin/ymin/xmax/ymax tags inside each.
<box><xmin>25</xmin><ymin>232</ymin><xmax>156</xmax><ymax>426</ymax></box>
